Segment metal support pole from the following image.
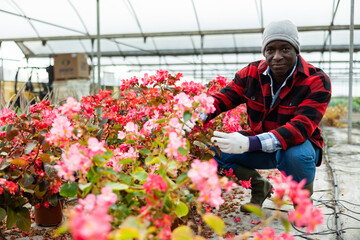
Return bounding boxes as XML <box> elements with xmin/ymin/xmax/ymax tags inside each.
<box><xmin>348</xmin><ymin>0</ymin><xmax>354</xmax><ymax>144</ymax></box>
<box><xmin>0</xmin><ymin>42</ymin><xmax>3</xmax><ymax>105</ymax></box>
<box><xmin>200</xmin><ymin>35</ymin><xmax>204</xmax><ymax>82</ymax></box>
<box><xmin>97</xmin><ymin>0</ymin><xmax>101</xmax><ymax>90</ymax></box>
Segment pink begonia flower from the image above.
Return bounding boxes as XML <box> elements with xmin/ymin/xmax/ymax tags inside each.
<box><xmin>193</xmin><ymin>93</ymin><xmax>216</xmax><ymax>114</ymax></box>
<box><xmin>110</xmin><ymin>146</ymin><xmax>138</xmax><ymax>172</ymax></box>
<box><xmin>41</xmin><ymin>109</ymin><xmax>57</xmax><ymax>127</ymax></box>
<box><xmin>70</xmin><ymin>186</ymin><xmax>117</xmax><ymax>240</ymax></box>
<box><xmin>188</xmin><ymin>159</ymin><xmax>237</xmax><ymax>209</ymax></box>
<box><xmin>0</xmin><ymin>108</ymin><xmax>16</xmax><ymax>126</ymax></box>
<box><xmin>4</xmin><ymin>181</ymin><xmax>18</xmax><ymax>195</ymax></box>
<box><xmin>55</xmin><ymin>143</ymin><xmax>91</xmax><ymax>181</ymax></box>
<box><xmin>164</xmin><ymin>117</ymin><xmax>182</xmax><ymax>134</ymax></box>
<box><xmin>46</xmin><ymin>115</ymin><xmax>75</xmax><ymax>146</ymax></box>
<box><xmin>143</xmin><ymin>174</ymin><xmax>168</xmax><ymax>194</ymax></box>
<box><xmin>141</xmin><ymin>117</ymin><xmax>159</xmax><ymax>136</ymax></box>
<box><xmin>59</xmin><ymin>97</ymin><xmax>81</xmax><ymax>117</ymax></box>
<box><xmin>240</xmin><ymin>178</ymin><xmax>252</xmax><ymax>189</ymax></box>
<box><xmin>253</xmin><ymin>227</ymin><xmax>295</xmax><ymax>240</ymax></box>
<box><xmin>97</xmin><ymin>186</ymin><xmax>117</xmax><ymax>207</ymax></box>
<box><xmin>275</xmin><ymin>233</ymin><xmax>296</xmax><ymax>240</ymax></box>
<box><xmin>77</xmin><ymin>194</ymin><xmax>96</xmax><ymax>213</ymax></box>
<box><xmin>164</xmin><ymin>132</ymin><xmax>187</xmax><ymax>160</ymax></box>
<box><xmin>117</xmin><ymin>130</ymin><xmax>126</xmax><ymax>140</ymax></box>
<box><xmin>86</xmin><ymin>137</ymin><xmax>106</xmax><ymax>157</ymax></box>
<box><xmin>272</xmin><ymin>173</ymin><xmax>323</xmax><ymax>233</ymax></box>
<box><xmin>188</xmin><ymin>159</ymin><xmax>218</xmax><ymax>184</ymax></box>
<box><xmin>173</xmin><ymin>92</ymin><xmax>193</xmax><ymax>117</ymax></box>
<box><xmin>124</xmin><ymin>121</ymin><xmax>139</xmax><ymax>134</ymax></box>
<box><xmin>70</xmin><ymin>207</ymin><xmax>111</xmax><ymax>240</ymax></box>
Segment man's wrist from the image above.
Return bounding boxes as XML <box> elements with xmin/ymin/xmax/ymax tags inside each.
<box><xmin>248</xmin><ymin>136</ymin><xmax>262</xmax><ymax>152</ymax></box>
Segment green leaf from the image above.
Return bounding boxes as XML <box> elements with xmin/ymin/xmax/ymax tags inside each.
<box><xmin>159</xmin><ymin>155</ymin><xmax>167</xmax><ymax>165</ymax></box>
<box><xmin>105</xmin><ymin>182</ymin><xmax>129</xmax><ymax>190</ymax></box>
<box><xmin>202</xmin><ymin>213</ymin><xmax>225</xmax><ymax>236</ymax></box>
<box><xmin>281</xmin><ymin>217</ymin><xmax>291</xmax><ymax>232</ymax></box>
<box><xmin>119</xmin><ymin>158</ymin><xmax>133</xmax><ymax>164</ymax></box>
<box><xmin>176</xmin><ymin>172</ymin><xmax>189</xmax><ymax>185</ymax></box>
<box><xmin>125</xmin><ymin>139</ymin><xmax>135</xmax><ymax>144</ymax></box>
<box><xmin>171</xmin><ymin>226</ymin><xmax>194</xmax><ymax>240</ymax></box>
<box><xmin>49</xmin><ymin>194</ymin><xmax>59</xmax><ymax>206</ymax></box>
<box><xmin>119</xmin><ymin>173</ymin><xmax>132</xmax><ymax>184</ymax></box>
<box><xmin>139</xmin><ymin>148</ymin><xmax>151</xmax><ymax>155</ymax></box>
<box><xmin>175</xmin><ymin>201</ymin><xmax>189</xmax><ymax>218</ymax></box>
<box><xmin>183</xmin><ymin>111</ymin><xmax>192</xmax><ymax>123</ymax></box>
<box><xmin>93</xmin><ymin>155</ymin><xmax>106</xmax><ymax>164</ymax></box>
<box><xmin>103</xmin><ymin>150</ymin><xmax>114</xmax><ymax>159</ymax></box>
<box><xmin>156</xmin><ymin>118</ymin><xmax>165</xmax><ymax>123</ymax></box>
<box><xmin>8</xmin><ymin>158</ymin><xmax>27</xmax><ymax>166</ymax></box>
<box><xmin>6</xmin><ymin>207</ymin><xmax>16</xmax><ymax>228</ymax></box>
<box><xmin>0</xmin><ymin>160</ymin><xmax>10</xmax><ymax>170</ymax></box>
<box><xmin>6</xmin><ymin>129</ymin><xmax>19</xmax><ymax>141</ymax></box>
<box><xmin>87</xmin><ymin>125</ymin><xmax>98</xmax><ymax>132</ymax></box>
<box><xmin>24</xmin><ymin>140</ymin><xmax>38</xmax><ymax>154</ymax></box>
<box><xmin>178</xmin><ymin>147</ymin><xmax>188</xmax><ymax>156</ymax></box>
<box><xmin>21</xmin><ymin>173</ymin><xmax>35</xmax><ymax>187</ymax></box>
<box><xmin>16</xmin><ymin>207</ymin><xmax>31</xmax><ymax>232</ymax></box>
<box><xmin>131</xmin><ymin>171</ymin><xmax>148</xmax><ymax>182</ymax></box>
<box><xmin>145</xmin><ymin>156</ymin><xmax>154</xmax><ymax>164</ymax></box>
<box><xmin>44</xmin><ymin>162</ymin><xmax>57</xmax><ymax>178</ymax></box>
<box><xmin>39</xmin><ymin>153</ymin><xmax>51</xmax><ymax>163</ymax></box>
<box><xmin>5</xmin><ymin>124</ymin><xmax>12</xmax><ymax>134</ymax></box>
<box><xmin>60</xmin><ymin>182</ymin><xmax>78</xmax><ymax>198</ymax></box>
<box><xmin>87</xmin><ymin>166</ymin><xmax>99</xmax><ymax>183</ymax></box>
<box><xmin>0</xmin><ymin>208</ymin><xmax>6</xmax><ymax>221</ymax></box>
<box><xmin>242</xmin><ymin>204</ymin><xmax>264</xmax><ymax>217</ymax></box>
<box><xmin>79</xmin><ymin>182</ymin><xmax>92</xmax><ymax>196</ymax></box>
<box><xmin>115</xmin><ymin>227</ymin><xmax>140</xmax><ymax>240</ymax></box>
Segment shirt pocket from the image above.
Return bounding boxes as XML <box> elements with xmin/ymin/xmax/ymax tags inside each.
<box><xmin>277</xmin><ymin>105</ymin><xmax>297</xmax><ymax>125</ymax></box>
<box><xmin>245</xmin><ymin>96</ymin><xmax>265</xmax><ymax>130</ymax></box>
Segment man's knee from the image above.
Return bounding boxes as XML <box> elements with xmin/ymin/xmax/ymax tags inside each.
<box><xmin>276</xmin><ymin>140</ymin><xmax>317</xmax><ymax>183</ymax></box>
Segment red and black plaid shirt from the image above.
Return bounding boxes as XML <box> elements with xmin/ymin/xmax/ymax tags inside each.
<box><xmin>209</xmin><ymin>55</ymin><xmax>331</xmax><ymax>151</ymax></box>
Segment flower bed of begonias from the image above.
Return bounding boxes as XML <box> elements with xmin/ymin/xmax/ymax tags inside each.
<box><xmin>0</xmin><ymin>71</ymin><xmax>323</xmax><ymax>240</ymax></box>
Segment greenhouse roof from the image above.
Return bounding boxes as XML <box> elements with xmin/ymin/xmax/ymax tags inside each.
<box><xmin>0</xmin><ymin>0</ymin><xmax>359</xmax><ymax>82</ymax></box>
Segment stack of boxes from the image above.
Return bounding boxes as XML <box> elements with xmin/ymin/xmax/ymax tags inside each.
<box><xmin>53</xmin><ymin>53</ymin><xmax>90</xmax><ymax>103</ymax></box>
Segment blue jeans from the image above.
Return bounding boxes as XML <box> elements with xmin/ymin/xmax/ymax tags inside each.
<box><xmin>212</xmin><ymin>140</ymin><xmax>321</xmax><ymax>185</ymax></box>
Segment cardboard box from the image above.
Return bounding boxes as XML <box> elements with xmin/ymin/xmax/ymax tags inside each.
<box><xmin>54</xmin><ymin>53</ymin><xmax>89</xmax><ymax>80</ymax></box>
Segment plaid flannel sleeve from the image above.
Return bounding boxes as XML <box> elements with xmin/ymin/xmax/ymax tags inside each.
<box><xmin>257</xmin><ymin>132</ymin><xmax>283</xmax><ymax>153</ymax></box>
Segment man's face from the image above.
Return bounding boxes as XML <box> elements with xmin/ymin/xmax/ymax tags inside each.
<box><xmin>264</xmin><ymin>40</ymin><xmax>298</xmax><ymax>80</ymax></box>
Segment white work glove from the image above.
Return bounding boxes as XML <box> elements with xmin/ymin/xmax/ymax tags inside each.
<box><xmin>181</xmin><ymin>110</ymin><xmax>208</xmax><ymax>136</ymax></box>
<box><xmin>182</xmin><ymin>120</ymin><xmax>195</xmax><ymax>136</ymax></box>
<box><xmin>210</xmin><ymin>131</ymin><xmax>249</xmax><ymax>154</ymax></box>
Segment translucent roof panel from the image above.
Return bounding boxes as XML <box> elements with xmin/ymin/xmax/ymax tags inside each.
<box><xmin>234</xmin><ymin>33</ymin><xmax>263</xmax><ymax>48</ymax></box>
<box><xmin>129</xmin><ymin>0</ymin><xmax>198</xmax><ymax>32</ymax></box>
<box><xmin>194</xmin><ymin>0</ymin><xmax>260</xmax><ymax>29</ymax></box>
<box><xmin>204</xmin><ymin>35</ymin><xmax>235</xmax><ymax>49</ymax></box>
<box><xmin>0</xmin><ymin>0</ymin><xmax>359</xmax><ymax>85</ymax></box>
<box><xmin>262</xmin><ymin>0</ymin><xmax>333</xmax><ymax>26</ymax></box>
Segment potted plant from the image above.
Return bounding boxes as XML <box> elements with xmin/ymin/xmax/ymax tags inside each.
<box><xmin>0</xmin><ymin>102</ymin><xmax>64</xmax><ymax>231</ymax></box>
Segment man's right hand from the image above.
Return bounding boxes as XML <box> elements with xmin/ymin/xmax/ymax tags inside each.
<box><xmin>181</xmin><ymin>110</ymin><xmax>208</xmax><ymax>136</ymax></box>
<box><xmin>182</xmin><ymin>120</ymin><xmax>195</xmax><ymax>136</ymax></box>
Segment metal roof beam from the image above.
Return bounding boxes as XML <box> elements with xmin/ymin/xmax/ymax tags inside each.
<box><xmin>30</xmin><ymin>44</ymin><xmax>360</xmax><ymax>58</ymax></box>
<box><xmin>1</xmin><ymin>25</ymin><xmax>359</xmax><ymax>42</ymax></box>
<box><xmin>97</xmin><ymin>60</ymin><xmax>360</xmax><ymax>67</ymax></box>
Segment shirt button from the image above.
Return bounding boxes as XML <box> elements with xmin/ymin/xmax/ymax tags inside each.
<box><xmin>251</xmin><ymin>96</ymin><xmax>255</xmax><ymax>100</ymax></box>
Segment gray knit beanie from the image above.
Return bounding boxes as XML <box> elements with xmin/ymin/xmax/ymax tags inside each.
<box><xmin>262</xmin><ymin>20</ymin><xmax>300</xmax><ymax>55</ymax></box>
